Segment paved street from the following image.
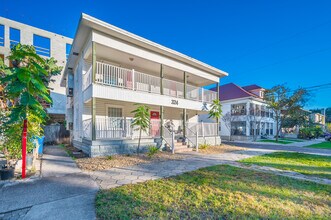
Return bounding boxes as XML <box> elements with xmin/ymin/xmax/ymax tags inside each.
<box><xmin>223</xmin><ymin>140</ymin><xmax>331</xmax><ymax>156</ymax></box>
<box><xmin>0</xmin><ymin>145</ymin><xmax>98</xmax><ymax>220</ymax></box>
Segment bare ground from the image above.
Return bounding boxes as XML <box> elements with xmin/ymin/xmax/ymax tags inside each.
<box><xmin>75</xmin><ymin>152</ymin><xmax>188</xmax><ymax>171</ymax></box>
<box><xmin>198</xmin><ymin>144</ymin><xmax>246</xmax><ymax>154</ymax></box>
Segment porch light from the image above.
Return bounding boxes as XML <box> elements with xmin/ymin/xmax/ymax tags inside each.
<box><xmin>129</xmin><ymin>57</ymin><xmax>134</xmax><ymax>61</ymax></box>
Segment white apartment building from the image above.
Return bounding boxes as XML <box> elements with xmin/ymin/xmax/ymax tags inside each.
<box><xmin>0</xmin><ymin>17</ymin><xmax>72</xmax><ymax>121</ymax></box>
<box><xmin>200</xmin><ymin>83</ymin><xmax>276</xmax><ymax>141</ymax></box>
<box><xmin>61</xmin><ymin>14</ymin><xmax>228</xmax><ymax>156</ymax></box>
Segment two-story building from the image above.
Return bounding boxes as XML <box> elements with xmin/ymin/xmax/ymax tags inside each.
<box><xmin>202</xmin><ymin>83</ymin><xmax>276</xmax><ymax>141</ymax></box>
<box><xmin>61</xmin><ymin>14</ymin><xmax>228</xmax><ymax>157</ymax></box>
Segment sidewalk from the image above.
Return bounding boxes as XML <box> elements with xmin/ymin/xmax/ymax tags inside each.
<box><xmin>87</xmin><ymin>148</ymin><xmax>273</xmax><ymax>190</ymax></box>
<box><xmin>0</xmin><ymin>145</ymin><xmax>98</xmax><ymax>220</ymax></box>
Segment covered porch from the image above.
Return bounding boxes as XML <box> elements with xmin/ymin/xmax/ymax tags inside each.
<box><xmin>74</xmin><ymin>98</ymin><xmax>219</xmax><ymax>156</ymax></box>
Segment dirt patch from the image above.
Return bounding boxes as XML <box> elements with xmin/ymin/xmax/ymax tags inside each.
<box><xmin>75</xmin><ymin>152</ymin><xmax>188</xmax><ymax>171</ymax></box>
<box><xmin>198</xmin><ymin>144</ymin><xmax>246</xmax><ymax>154</ymax></box>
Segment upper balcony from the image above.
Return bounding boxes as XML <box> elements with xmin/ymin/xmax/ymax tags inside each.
<box><xmin>82</xmin><ymin>61</ymin><xmax>218</xmax><ymax>104</ymax></box>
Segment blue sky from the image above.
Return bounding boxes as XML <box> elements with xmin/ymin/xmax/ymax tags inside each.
<box><xmin>1</xmin><ymin>0</ymin><xmax>330</xmax><ymax>109</ymax></box>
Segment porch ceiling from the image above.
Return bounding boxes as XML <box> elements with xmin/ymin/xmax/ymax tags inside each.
<box><xmin>92</xmin><ymin>43</ymin><xmax>216</xmax><ymax>87</ymax></box>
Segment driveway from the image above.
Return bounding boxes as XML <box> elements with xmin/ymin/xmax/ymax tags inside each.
<box><xmin>0</xmin><ymin>145</ymin><xmax>98</xmax><ymax>220</ymax></box>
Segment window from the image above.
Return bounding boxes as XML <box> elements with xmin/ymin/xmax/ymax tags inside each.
<box><xmin>231</xmin><ymin>121</ymin><xmax>246</xmax><ymax>136</ymax></box>
<box><xmin>231</xmin><ymin>103</ymin><xmax>246</xmax><ymax>115</ymax></box>
<box><xmin>261</xmin><ymin>106</ymin><xmax>266</xmax><ymax>117</ymax></box>
<box><xmin>107</xmin><ymin>107</ymin><xmax>123</xmax><ymax>129</ymax></box>
<box><xmin>66</xmin><ymin>43</ymin><xmax>71</xmax><ymax>60</ymax></box>
<box><xmin>270</xmin><ymin>123</ymin><xmax>274</xmax><ymax>135</ymax></box>
<box><xmin>249</xmin><ymin>103</ymin><xmax>255</xmax><ymax>115</ymax></box>
<box><xmin>266</xmin><ymin>123</ymin><xmax>270</xmax><ymax>135</ymax></box>
<box><xmin>0</xmin><ymin>24</ymin><xmax>4</xmax><ymax>47</ymax></box>
<box><xmin>249</xmin><ymin>121</ymin><xmax>259</xmax><ymax>136</ymax></box>
<box><xmin>9</xmin><ymin>27</ymin><xmax>20</xmax><ymax>47</ymax></box>
<box><xmin>108</xmin><ymin>107</ymin><xmax>122</xmax><ymax>118</ymax></box>
<box><xmin>33</xmin><ymin>34</ymin><xmax>51</xmax><ymax>57</ymax></box>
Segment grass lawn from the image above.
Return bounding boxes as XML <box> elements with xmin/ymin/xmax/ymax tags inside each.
<box><xmin>258</xmin><ymin>139</ymin><xmax>293</xmax><ymax>144</ymax></box>
<box><xmin>240</xmin><ymin>152</ymin><xmax>331</xmax><ymax>179</ymax></box>
<box><xmin>96</xmin><ymin>165</ymin><xmax>331</xmax><ymax>219</ymax></box>
<box><xmin>307</xmin><ymin>141</ymin><xmax>331</xmax><ymax>149</ymax></box>
<box><xmin>279</xmin><ymin>138</ymin><xmax>304</xmax><ymax>142</ymax></box>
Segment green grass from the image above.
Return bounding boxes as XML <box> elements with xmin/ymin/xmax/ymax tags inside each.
<box><xmin>279</xmin><ymin>138</ymin><xmax>304</xmax><ymax>142</ymax></box>
<box><xmin>307</xmin><ymin>141</ymin><xmax>331</xmax><ymax>149</ymax></box>
<box><xmin>240</xmin><ymin>152</ymin><xmax>331</xmax><ymax>179</ymax></box>
<box><xmin>96</xmin><ymin>165</ymin><xmax>331</xmax><ymax>219</ymax></box>
<box><xmin>258</xmin><ymin>139</ymin><xmax>293</xmax><ymax>144</ymax></box>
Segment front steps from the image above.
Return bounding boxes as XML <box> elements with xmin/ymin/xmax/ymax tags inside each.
<box><xmin>173</xmin><ymin>142</ymin><xmax>192</xmax><ymax>153</ymax></box>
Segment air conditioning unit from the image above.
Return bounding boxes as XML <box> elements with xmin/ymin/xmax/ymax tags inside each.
<box><xmin>67</xmin><ymin>88</ymin><xmax>73</xmax><ymax>97</ymax></box>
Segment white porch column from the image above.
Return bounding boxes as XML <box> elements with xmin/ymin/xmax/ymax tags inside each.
<box><xmin>91</xmin><ymin>41</ymin><xmax>97</xmax><ymax>141</ymax></box>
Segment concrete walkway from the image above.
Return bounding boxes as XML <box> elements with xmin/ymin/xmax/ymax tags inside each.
<box><xmin>88</xmin><ymin>143</ymin><xmax>331</xmax><ymax>190</ymax></box>
<box><xmin>87</xmin><ymin>148</ymin><xmax>273</xmax><ymax>190</ymax></box>
<box><xmin>0</xmin><ymin>145</ymin><xmax>98</xmax><ymax>220</ymax></box>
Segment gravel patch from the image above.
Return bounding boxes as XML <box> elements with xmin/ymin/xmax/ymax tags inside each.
<box><xmin>76</xmin><ymin>152</ymin><xmax>188</xmax><ymax>171</ymax></box>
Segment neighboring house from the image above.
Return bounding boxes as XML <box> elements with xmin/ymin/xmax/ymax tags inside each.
<box><xmin>61</xmin><ymin>14</ymin><xmax>228</xmax><ymax>157</ymax></box>
<box><xmin>200</xmin><ymin>83</ymin><xmax>276</xmax><ymax>141</ymax></box>
<box><xmin>0</xmin><ymin>17</ymin><xmax>72</xmax><ymax>122</ymax></box>
<box><xmin>310</xmin><ymin>112</ymin><xmax>326</xmax><ymax>127</ymax></box>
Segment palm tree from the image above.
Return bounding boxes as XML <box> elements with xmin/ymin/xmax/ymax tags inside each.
<box><xmin>131</xmin><ymin>104</ymin><xmax>150</xmax><ymax>155</ymax></box>
<box><xmin>208</xmin><ymin>99</ymin><xmax>222</xmax><ymax>145</ymax></box>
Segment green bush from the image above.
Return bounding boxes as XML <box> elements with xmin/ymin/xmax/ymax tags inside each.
<box><xmin>107</xmin><ymin>155</ymin><xmax>113</xmax><ymax>160</ymax></box>
<box><xmin>298</xmin><ymin>126</ymin><xmax>323</xmax><ymax>139</ymax></box>
<box><xmin>147</xmin><ymin>146</ymin><xmax>159</xmax><ymax>158</ymax></box>
<box><xmin>199</xmin><ymin>143</ymin><xmax>211</xmax><ymax>150</ymax></box>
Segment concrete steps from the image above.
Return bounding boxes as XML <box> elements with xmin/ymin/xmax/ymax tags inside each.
<box><xmin>174</xmin><ymin>142</ymin><xmax>192</xmax><ymax>153</ymax></box>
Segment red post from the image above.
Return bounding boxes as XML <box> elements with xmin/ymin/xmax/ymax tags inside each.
<box><xmin>22</xmin><ymin>119</ymin><xmax>27</xmax><ymax>179</ymax></box>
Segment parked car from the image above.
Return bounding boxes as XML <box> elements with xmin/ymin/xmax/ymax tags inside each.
<box><xmin>325</xmin><ymin>134</ymin><xmax>331</xmax><ymax>141</ymax></box>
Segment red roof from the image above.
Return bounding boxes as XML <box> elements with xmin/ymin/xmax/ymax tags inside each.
<box><xmin>212</xmin><ymin>83</ymin><xmax>262</xmax><ymax>101</ymax></box>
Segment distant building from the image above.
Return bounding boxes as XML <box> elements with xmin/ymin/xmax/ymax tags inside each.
<box><xmin>200</xmin><ymin>83</ymin><xmax>276</xmax><ymax>141</ymax></box>
<box><xmin>0</xmin><ymin>17</ymin><xmax>72</xmax><ymax>122</ymax></box>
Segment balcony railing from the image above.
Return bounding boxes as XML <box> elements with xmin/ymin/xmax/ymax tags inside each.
<box><xmin>83</xmin><ymin>61</ymin><xmax>217</xmax><ymax>104</ymax></box>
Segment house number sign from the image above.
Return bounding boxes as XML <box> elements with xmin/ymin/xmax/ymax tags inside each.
<box><xmin>171</xmin><ymin>99</ymin><xmax>179</xmax><ymax>105</ymax></box>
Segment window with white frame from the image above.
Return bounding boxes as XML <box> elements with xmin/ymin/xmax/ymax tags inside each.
<box><xmin>33</xmin><ymin>34</ymin><xmax>51</xmax><ymax>57</ymax></box>
<box><xmin>231</xmin><ymin>121</ymin><xmax>246</xmax><ymax>136</ymax></box>
<box><xmin>231</xmin><ymin>103</ymin><xmax>246</xmax><ymax>115</ymax></box>
<box><xmin>9</xmin><ymin>27</ymin><xmax>20</xmax><ymax>47</ymax></box>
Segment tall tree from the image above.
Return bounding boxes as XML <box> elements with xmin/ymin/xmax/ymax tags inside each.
<box><xmin>131</xmin><ymin>104</ymin><xmax>150</xmax><ymax>155</ymax></box>
<box><xmin>264</xmin><ymin>85</ymin><xmax>310</xmax><ymax>141</ymax></box>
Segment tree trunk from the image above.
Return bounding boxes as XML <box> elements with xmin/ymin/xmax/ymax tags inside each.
<box><xmin>21</xmin><ymin>119</ymin><xmax>28</xmax><ymax>179</ymax></box>
<box><xmin>137</xmin><ymin>128</ymin><xmax>142</xmax><ymax>155</ymax></box>
<box><xmin>276</xmin><ymin>117</ymin><xmax>279</xmax><ymax>142</ymax></box>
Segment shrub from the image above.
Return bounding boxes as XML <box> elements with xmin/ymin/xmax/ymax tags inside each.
<box><xmin>199</xmin><ymin>143</ymin><xmax>211</xmax><ymax>150</ymax></box>
<box><xmin>107</xmin><ymin>155</ymin><xmax>113</xmax><ymax>160</ymax></box>
<box><xmin>298</xmin><ymin>126</ymin><xmax>323</xmax><ymax>139</ymax></box>
<box><xmin>147</xmin><ymin>146</ymin><xmax>159</xmax><ymax>158</ymax></box>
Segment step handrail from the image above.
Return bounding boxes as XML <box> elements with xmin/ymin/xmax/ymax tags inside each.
<box><xmin>162</xmin><ymin>125</ymin><xmax>175</xmax><ymax>154</ymax></box>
